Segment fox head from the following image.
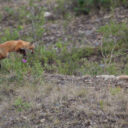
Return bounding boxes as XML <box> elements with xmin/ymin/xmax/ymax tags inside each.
<box><xmin>19</xmin><ymin>40</ymin><xmax>35</xmax><ymax>54</ymax></box>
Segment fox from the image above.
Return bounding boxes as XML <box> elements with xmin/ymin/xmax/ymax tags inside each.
<box><xmin>0</xmin><ymin>40</ymin><xmax>35</xmax><ymax>66</ymax></box>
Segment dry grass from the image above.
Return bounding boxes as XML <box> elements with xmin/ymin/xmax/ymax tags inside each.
<box><xmin>0</xmin><ymin>75</ymin><xmax>127</xmax><ymax>127</ymax></box>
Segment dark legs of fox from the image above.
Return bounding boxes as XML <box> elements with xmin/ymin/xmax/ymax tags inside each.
<box><xmin>17</xmin><ymin>49</ymin><xmax>27</xmax><ymax>59</ymax></box>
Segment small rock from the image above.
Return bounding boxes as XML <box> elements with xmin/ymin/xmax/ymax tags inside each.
<box><xmin>40</xmin><ymin>118</ymin><xmax>45</xmax><ymax>123</ymax></box>
<box><xmin>96</xmin><ymin>75</ymin><xmax>116</xmax><ymax>80</ymax></box>
<box><xmin>44</xmin><ymin>12</ymin><xmax>54</xmax><ymax>20</ymax></box>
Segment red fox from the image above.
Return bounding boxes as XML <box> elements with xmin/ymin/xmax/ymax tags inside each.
<box><xmin>0</xmin><ymin>40</ymin><xmax>35</xmax><ymax>61</ymax></box>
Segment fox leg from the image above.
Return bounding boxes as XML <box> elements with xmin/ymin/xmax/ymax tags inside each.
<box><xmin>0</xmin><ymin>53</ymin><xmax>9</xmax><ymax>60</ymax></box>
<box><xmin>0</xmin><ymin>53</ymin><xmax>9</xmax><ymax>68</ymax></box>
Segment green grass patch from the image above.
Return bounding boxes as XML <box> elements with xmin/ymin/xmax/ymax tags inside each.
<box><xmin>14</xmin><ymin>97</ymin><xmax>31</xmax><ymax>112</ymax></box>
<box><xmin>109</xmin><ymin>87</ymin><xmax>121</xmax><ymax>95</ymax></box>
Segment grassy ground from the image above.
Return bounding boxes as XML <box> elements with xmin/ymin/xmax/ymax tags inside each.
<box><xmin>0</xmin><ymin>0</ymin><xmax>128</xmax><ymax>76</ymax></box>
<box><xmin>0</xmin><ymin>73</ymin><xmax>128</xmax><ymax>128</ymax></box>
<box><xmin>0</xmin><ymin>0</ymin><xmax>128</xmax><ymax>128</ymax></box>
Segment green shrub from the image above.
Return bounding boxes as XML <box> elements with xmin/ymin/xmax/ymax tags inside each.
<box><xmin>74</xmin><ymin>0</ymin><xmax>127</xmax><ymax>14</ymax></box>
<box><xmin>4</xmin><ymin>7</ymin><xmax>15</xmax><ymax>16</ymax></box>
<box><xmin>56</xmin><ymin>0</ymin><xmax>128</xmax><ymax>15</ymax></box>
<box><xmin>98</xmin><ymin>22</ymin><xmax>128</xmax><ymax>56</ymax></box>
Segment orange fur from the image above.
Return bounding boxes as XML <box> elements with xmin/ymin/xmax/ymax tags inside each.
<box><xmin>0</xmin><ymin>40</ymin><xmax>35</xmax><ymax>60</ymax></box>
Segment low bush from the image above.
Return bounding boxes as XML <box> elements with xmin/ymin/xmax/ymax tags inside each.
<box><xmin>55</xmin><ymin>0</ymin><xmax>128</xmax><ymax>15</ymax></box>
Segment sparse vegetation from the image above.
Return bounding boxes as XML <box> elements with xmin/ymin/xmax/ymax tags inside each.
<box><xmin>14</xmin><ymin>97</ymin><xmax>31</xmax><ymax>112</ymax></box>
<box><xmin>54</xmin><ymin>0</ymin><xmax>128</xmax><ymax>15</ymax></box>
<box><xmin>0</xmin><ymin>0</ymin><xmax>128</xmax><ymax>76</ymax></box>
<box><xmin>109</xmin><ymin>87</ymin><xmax>121</xmax><ymax>95</ymax></box>
<box><xmin>74</xmin><ymin>0</ymin><xmax>128</xmax><ymax>13</ymax></box>
<box><xmin>0</xmin><ymin>0</ymin><xmax>128</xmax><ymax>128</ymax></box>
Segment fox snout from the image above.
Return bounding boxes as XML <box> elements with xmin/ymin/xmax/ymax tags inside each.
<box><xmin>29</xmin><ymin>44</ymin><xmax>35</xmax><ymax>54</ymax></box>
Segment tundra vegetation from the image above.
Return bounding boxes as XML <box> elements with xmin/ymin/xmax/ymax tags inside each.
<box><xmin>0</xmin><ymin>0</ymin><xmax>128</xmax><ymax>128</ymax></box>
